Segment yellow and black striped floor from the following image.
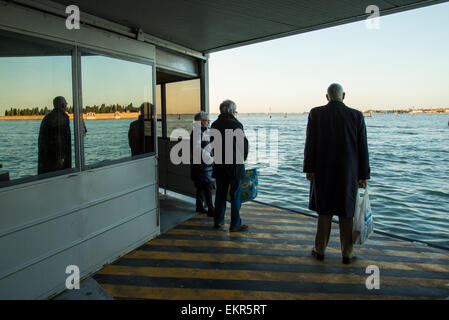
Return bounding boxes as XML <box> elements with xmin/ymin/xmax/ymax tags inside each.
<box><xmin>93</xmin><ymin>202</ymin><xmax>449</xmax><ymax>300</ymax></box>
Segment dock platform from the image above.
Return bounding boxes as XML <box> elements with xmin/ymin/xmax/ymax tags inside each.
<box><xmin>93</xmin><ymin>200</ymin><xmax>449</xmax><ymax>300</ymax></box>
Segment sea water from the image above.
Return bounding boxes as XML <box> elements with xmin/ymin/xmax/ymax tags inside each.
<box><xmin>1</xmin><ymin>113</ymin><xmax>448</xmax><ymax>248</ymax></box>
<box><xmin>236</xmin><ymin>113</ymin><xmax>449</xmax><ymax>249</ymax></box>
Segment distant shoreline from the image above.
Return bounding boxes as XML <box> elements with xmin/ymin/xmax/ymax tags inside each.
<box><xmin>1</xmin><ymin>111</ymin><xmax>448</xmax><ymax>121</ymax></box>
<box><xmin>0</xmin><ymin>112</ymin><xmax>140</xmax><ymax>121</ymax></box>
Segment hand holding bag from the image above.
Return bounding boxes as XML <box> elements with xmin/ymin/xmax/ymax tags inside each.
<box><xmin>352</xmin><ymin>187</ymin><xmax>374</xmax><ymax>245</ymax></box>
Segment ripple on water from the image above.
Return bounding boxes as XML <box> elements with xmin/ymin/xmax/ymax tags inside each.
<box><xmin>255</xmin><ymin>114</ymin><xmax>449</xmax><ymax>249</ymax></box>
<box><xmin>2</xmin><ymin>114</ymin><xmax>449</xmax><ymax>249</ymax></box>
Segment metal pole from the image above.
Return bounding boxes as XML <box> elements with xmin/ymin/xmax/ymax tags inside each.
<box><xmin>161</xmin><ymin>83</ymin><xmax>167</xmax><ymax>138</ymax></box>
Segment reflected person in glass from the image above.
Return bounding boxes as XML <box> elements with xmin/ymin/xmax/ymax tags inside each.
<box><xmin>38</xmin><ymin>96</ymin><xmax>72</xmax><ymax>175</ymax></box>
<box><xmin>128</xmin><ymin>102</ymin><xmax>154</xmax><ymax>156</ymax></box>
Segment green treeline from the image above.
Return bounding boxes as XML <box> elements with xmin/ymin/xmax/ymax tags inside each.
<box><xmin>4</xmin><ymin>103</ymin><xmax>140</xmax><ymax>116</ymax></box>
<box><xmin>83</xmin><ymin>103</ymin><xmax>140</xmax><ymax>114</ymax></box>
<box><xmin>4</xmin><ymin>107</ymin><xmax>51</xmax><ymax>116</ymax></box>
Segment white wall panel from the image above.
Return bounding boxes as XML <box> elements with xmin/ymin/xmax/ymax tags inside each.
<box><xmin>0</xmin><ymin>157</ymin><xmax>159</xmax><ymax>299</ymax></box>
<box><xmin>0</xmin><ymin>185</ymin><xmax>156</xmax><ymax>278</ymax></box>
<box><xmin>0</xmin><ymin>210</ymin><xmax>158</xmax><ymax>299</ymax></box>
<box><xmin>0</xmin><ymin>174</ymin><xmax>87</xmax><ymax>236</ymax></box>
<box><xmin>85</xmin><ymin>159</ymin><xmax>155</xmax><ymax>203</ymax></box>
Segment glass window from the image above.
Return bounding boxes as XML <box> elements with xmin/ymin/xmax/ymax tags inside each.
<box><xmin>166</xmin><ymin>79</ymin><xmax>201</xmax><ymax>137</ymax></box>
<box><xmin>0</xmin><ymin>30</ymin><xmax>74</xmax><ymax>185</ymax></box>
<box><xmin>81</xmin><ymin>54</ymin><xmax>155</xmax><ymax>167</ymax></box>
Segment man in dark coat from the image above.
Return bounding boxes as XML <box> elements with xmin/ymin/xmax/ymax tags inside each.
<box><xmin>128</xmin><ymin>102</ymin><xmax>155</xmax><ymax>156</ymax></box>
<box><xmin>211</xmin><ymin>100</ymin><xmax>249</xmax><ymax>232</ymax></box>
<box><xmin>190</xmin><ymin>111</ymin><xmax>215</xmax><ymax>216</ymax></box>
<box><xmin>38</xmin><ymin>96</ymin><xmax>72</xmax><ymax>175</ymax></box>
<box><xmin>303</xmin><ymin>83</ymin><xmax>370</xmax><ymax>264</ymax></box>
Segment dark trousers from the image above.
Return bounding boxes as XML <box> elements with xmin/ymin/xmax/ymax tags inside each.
<box><xmin>194</xmin><ymin>181</ymin><xmax>214</xmax><ymax>213</ymax></box>
<box><xmin>214</xmin><ymin>178</ymin><xmax>242</xmax><ymax>227</ymax></box>
<box><xmin>314</xmin><ymin>214</ymin><xmax>354</xmax><ymax>258</ymax></box>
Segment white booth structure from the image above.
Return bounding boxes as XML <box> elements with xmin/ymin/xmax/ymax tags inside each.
<box><xmin>0</xmin><ymin>1</ymin><xmax>205</xmax><ymax>299</ymax></box>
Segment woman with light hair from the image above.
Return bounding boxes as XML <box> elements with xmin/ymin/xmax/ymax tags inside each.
<box><xmin>190</xmin><ymin>111</ymin><xmax>215</xmax><ymax>216</ymax></box>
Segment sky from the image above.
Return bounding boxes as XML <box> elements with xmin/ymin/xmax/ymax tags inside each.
<box><xmin>209</xmin><ymin>2</ymin><xmax>449</xmax><ymax>113</ymax></box>
<box><xmin>0</xmin><ymin>56</ymin><xmax>73</xmax><ymax>113</ymax></box>
<box><xmin>0</xmin><ymin>2</ymin><xmax>448</xmax><ymax>115</ymax></box>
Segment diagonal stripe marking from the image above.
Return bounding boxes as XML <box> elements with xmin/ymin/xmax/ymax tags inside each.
<box><xmin>99</xmin><ymin>284</ymin><xmax>436</xmax><ymax>300</ymax></box>
<box><xmin>146</xmin><ymin>238</ymin><xmax>449</xmax><ymax>261</ymax></box>
<box><xmin>125</xmin><ymin>250</ymin><xmax>449</xmax><ymax>275</ymax></box>
<box><xmin>97</xmin><ymin>264</ymin><xmax>449</xmax><ymax>289</ymax></box>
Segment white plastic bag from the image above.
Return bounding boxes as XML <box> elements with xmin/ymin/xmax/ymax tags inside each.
<box><xmin>352</xmin><ymin>187</ymin><xmax>374</xmax><ymax>245</ymax></box>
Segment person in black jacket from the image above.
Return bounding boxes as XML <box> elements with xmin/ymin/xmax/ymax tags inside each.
<box><xmin>38</xmin><ymin>96</ymin><xmax>72</xmax><ymax>175</ymax></box>
<box><xmin>190</xmin><ymin>111</ymin><xmax>215</xmax><ymax>216</ymax></box>
<box><xmin>211</xmin><ymin>100</ymin><xmax>249</xmax><ymax>232</ymax></box>
<box><xmin>303</xmin><ymin>83</ymin><xmax>370</xmax><ymax>264</ymax></box>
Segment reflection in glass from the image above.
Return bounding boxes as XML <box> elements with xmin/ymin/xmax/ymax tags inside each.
<box><xmin>0</xmin><ymin>30</ymin><xmax>73</xmax><ymax>182</ymax></box>
<box><xmin>81</xmin><ymin>55</ymin><xmax>154</xmax><ymax>166</ymax></box>
<box><xmin>166</xmin><ymin>79</ymin><xmax>201</xmax><ymax>137</ymax></box>
<box><xmin>38</xmin><ymin>96</ymin><xmax>72</xmax><ymax>174</ymax></box>
<box><xmin>128</xmin><ymin>102</ymin><xmax>155</xmax><ymax>156</ymax></box>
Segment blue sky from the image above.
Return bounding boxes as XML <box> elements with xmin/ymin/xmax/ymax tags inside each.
<box><xmin>0</xmin><ymin>56</ymin><xmax>153</xmax><ymax>114</ymax></box>
<box><xmin>0</xmin><ymin>56</ymin><xmax>72</xmax><ymax>113</ymax></box>
<box><xmin>0</xmin><ymin>2</ymin><xmax>448</xmax><ymax>115</ymax></box>
<box><xmin>209</xmin><ymin>2</ymin><xmax>449</xmax><ymax>113</ymax></box>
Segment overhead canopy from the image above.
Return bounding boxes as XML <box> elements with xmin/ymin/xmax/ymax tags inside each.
<box><xmin>22</xmin><ymin>0</ymin><xmax>449</xmax><ymax>54</ymax></box>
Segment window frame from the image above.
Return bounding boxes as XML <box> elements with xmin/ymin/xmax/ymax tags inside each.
<box><xmin>75</xmin><ymin>47</ymin><xmax>157</xmax><ymax>171</ymax></box>
<box><xmin>157</xmin><ymin>77</ymin><xmax>202</xmax><ymax>140</ymax></box>
<box><xmin>0</xmin><ymin>28</ymin><xmax>158</xmax><ymax>189</ymax></box>
<box><xmin>0</xmin><ymin>31</ymin><xmax>79</xmax><ymax>189</ymax></box>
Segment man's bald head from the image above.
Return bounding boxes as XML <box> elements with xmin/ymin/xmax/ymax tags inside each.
<box><xmin>326</xmin><ymin>83</ymin><xmax>345</xmax><ymax>102</ymax></box>
<box><xmin>53</xmin><ymin>96</ymin><xmax>68</xmax><ymax>111</ymax></box>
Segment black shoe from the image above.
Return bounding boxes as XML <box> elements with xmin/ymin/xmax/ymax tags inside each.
<box><xmin>229</xmin><ymin>225</ymin><xmax>248</xmax><ymax>232</ymax></box>
<box><xmin>214</xmin><ymin>223</ymin><xmax>224</xmax><ymax>229</ymax></box>
<box><xmin>207</xmin><ymin>209</ymin><xmax>215</xmax><ymax>217</ymax></box>
<box><xmin>311</xmin><ymin>249</ymin><xmax>325</xmax><ymax>261</ymax></box>
<box><xmin>196</xmin><ymin>208</ymin><xmax>208</xmax><ymax>214</ymax></box>
<box><xmin>342</xmin><ymin>256</ymin><xmax>358</xmax><ymax>264</ymax></box>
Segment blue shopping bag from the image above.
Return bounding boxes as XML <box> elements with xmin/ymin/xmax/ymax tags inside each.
<box><xmin>227</xmin><ymin>169</ymin><xmax>259</xmax><ymax>203</ymax></box>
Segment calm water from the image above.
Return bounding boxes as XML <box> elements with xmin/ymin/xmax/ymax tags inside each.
<box><xmin>234</xmin><ymin>113</ymin><xmax>449</xmax><ymax>249</ymax></box>
<box><xmin>1</xmin><ymin>113</ymin><xmax>449</xmax><ymax>248</ymax></box>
